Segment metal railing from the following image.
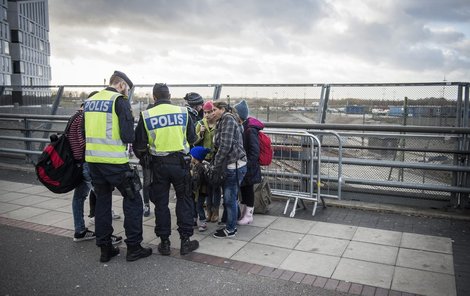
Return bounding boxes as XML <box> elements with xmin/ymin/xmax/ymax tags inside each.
<box><xmin>1</xmin><ymin>113</ymin><xmax>469</xmax><ymax>207</ymax></box>
<box><xmin>0</xmin><ymin>81</ymin><xmax>469</xmax><ymax>209</ymax></box>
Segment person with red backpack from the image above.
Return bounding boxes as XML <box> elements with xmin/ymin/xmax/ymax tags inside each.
<box><xmin>234</xmin><ymin>100</ymin><xmax>264</xmax><ymax>225</ymax></box>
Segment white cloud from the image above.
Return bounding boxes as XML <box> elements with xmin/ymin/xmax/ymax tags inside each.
<box><xmin>48</xmin><ymin>0</ymin><xmax>470</xmax><ymax>85</ymax></box>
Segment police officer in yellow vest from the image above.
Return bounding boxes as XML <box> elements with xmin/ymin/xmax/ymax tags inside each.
<box><xmin>133</xmin><ymin>83</ymin><xmax>199</xmax><ymax>256</ymax></box>
<box><xmin>84</xmin><ymin>71</ymin><xmax>152</xmax><ymax>263</ymax></box>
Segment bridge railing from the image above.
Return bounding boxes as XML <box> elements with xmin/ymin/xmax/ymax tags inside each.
<box><xmin>0</xmin><ymin>113</ymin><xmax>469</xmax><ymax>209</ymax></box>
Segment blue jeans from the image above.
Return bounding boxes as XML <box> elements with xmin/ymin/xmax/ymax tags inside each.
<box><xmin>194</xmin><ymin>194</ymin><xmax>207</xmax><ymax>221</ymax></box>
<box><xmin>222</xmin><ymin>165</ymin><xmax>247</xmax><ymax>232</ymax></box>
<box><xmin>206</xmin><ymin>184</ymin><xmax>221</xmax><ymax>213</ymax></box>
<box><xmin>72</xmin><ymin>162</ymin><xmax>92</xmax><ymax>234</ymax></box>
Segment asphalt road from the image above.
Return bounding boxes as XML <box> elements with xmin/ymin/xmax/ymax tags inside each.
<box><xmin>0</xmin><ymin>224</ymin><xmax>348</xmax><ymax>296</ymax></box>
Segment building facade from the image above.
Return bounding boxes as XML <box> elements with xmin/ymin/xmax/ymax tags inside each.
<box><xmin>0</xmin><ymin>0</ymin><xmax>50</xmax><ymax>105</ymax></box>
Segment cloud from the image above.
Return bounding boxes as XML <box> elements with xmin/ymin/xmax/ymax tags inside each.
<box><xmin>48</xmin><ymin>0</ymin><xmax>470</xmax><ymax>84</ymax></box>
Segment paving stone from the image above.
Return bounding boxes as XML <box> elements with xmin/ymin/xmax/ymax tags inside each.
<box><xmin>295</xmin><ymin>234</ymin><xmax>349</xmax><ymax>256</ymax></box>
<box><xmin>194</xmin><ymin>235</ymin><xmax>247</xmax><ymax>258</ymax></box>
<box><xmin>332</xmin><ymin>258</ymin><xmax>394</xmax><ymax>289</ymax></box>
<box><xmin>0</xmin><ymin>206</ymin><xmax>49</xmax><ymax>220</ymax></box>
<box><xmin>401</xmin><ymin>232</ymin><xmax>453</xmax><ymax>254</ymax></box>
<box><xmin>343</xmin><ymin>240</ymin><xmax>399</xmax><ymax>265</ymax></box>
<box><xmin>290</xmin><ymin>272</ymin><xmax>305</xmax><ymax>283</ymax></box>
<box><xmin>349</xmin><ymin>283</ymin><xmax>363</xmax><ymax>295</ymax></box>
<box><xmin>361</xmin><ymin>285</ymin><xmax>376</xmax><ymax>296</ymax></box>
<box><xmin>231</xmin><ymin>242</ymin><xmax>291</xmax><ymax>268</ymax></box>
<box><xmin>392</xmin><ymin>266</ymin><xmax>456</xmax><ymax>296</ymax></box>
<box><xmin>280</xmin><ymin>250</ymin><xmax>340</xmax><ymax>278</ymax></box>
<box><xmin>336</xmin><ymin>280</ymin><xmax>351</xmax><ymax>292</ymax></box>
<box><xmin>353</xmin><ymin>227</ymin><xmax>402</xmax><ymax>247</ymax></box>
<box><xmin>312</xmin><ymin>276</ymin><xmax>328</xmax><ymax>288</ymax></box>
<box><xmin>251</xmin><ymin>228</ymin><xmax>304</xmax><ymax>249</ymax></box>
<box><xmin>308</xmin><ymin>221</ymin><xmax>358</xmax><ymax>240</ymax></box>
<box><xmin>0</xmin><ymin>202</ymin><xmax>22</xmax><ymax>214</ymax></box>
<box><xmin>324</xmin><ymin>278</ymin><xmax>339</xmax><ymax>290</ymax></box>
<box><xmin>397</xmin><ymin>248</ymin><xmax>454</xmax><ymax>275</ymax></box>
<box><xmin>268</xmin><ymin>216</ymin><xmax>315</xmax><ymax>233</ymax></box>
<box><xmin>301</xmin><ymin>274</ymin><xmax>316</xmax><ymax>285</ymax></box>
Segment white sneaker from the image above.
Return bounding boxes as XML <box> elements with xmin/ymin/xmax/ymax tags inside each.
<box><xmin>112</xmin><ymin>210</ymin><xmax>121</xmax><ymax>220</ymax></box>
<box><xmin>198</xmin><ymin>221</ymin><xmax>207</xmax><ymax>232</ymax></box>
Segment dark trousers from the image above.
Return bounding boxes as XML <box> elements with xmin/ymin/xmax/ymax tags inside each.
<box><xmin>240</xmin><ymin>184</ymin><xmax>255</xmax><ymax>207</ymax></box>
<box><xmin>150</xmin><ymin>154</ymin><xmax>194</xmax><ymax>239</ymax></box>
<box><xmin>89</xmin><ymin>164</ymin><xmax>143</xmax><ymax>246</ymax></box>
<box><xmin>142</xmin><ymin>164</ymin><xmax>151</xmax><ymax>205</ymax></box>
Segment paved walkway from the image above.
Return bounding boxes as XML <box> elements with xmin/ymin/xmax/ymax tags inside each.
<box><xmin>0</xmin><ymin>179</ymin><xmax>467</xmax><ymax>296</ymax></box>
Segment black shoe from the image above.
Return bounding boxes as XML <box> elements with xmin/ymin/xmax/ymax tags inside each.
<box><xmin>100</xmin><ymin>244</ymin><xmax>120</xmax><ymax>263</ymax></box>
<box><xmin>180</xmin><ymin>237</ymin><xmax>199</xmax><ymax>255</ymax></box>
<box><xmin>73</xmin><ymin>228</ymin><xmax>95</xmax><ymax>242</ymax></box>
<box><xmin>158</xmin><ymin>238</ymin><xmax>171</xmax><ymax>256</ymax></box>
<box><xmin>126</xmin><ymin>244</ymin><xmax>153</xmax><ymax>262</ymax></box>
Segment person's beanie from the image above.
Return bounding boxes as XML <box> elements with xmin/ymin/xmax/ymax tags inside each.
<box><xmin>184</xmin><ymin>92</ymin><xmax>204</xmax><ymax>106</ymax></box>
<box><xmin>190</xmin><ymin>146</ymin><xmax>211</xmax><ymax>161</ymax></box>
<box><xmin>234</xmin><ymin>100</ymin><xmax>249</xmax><ymax>121</ymax></box>
<box><xmin>203</xmin><ymin>100</ymin><xmax>214</xmax><ymax>111</ymax></box>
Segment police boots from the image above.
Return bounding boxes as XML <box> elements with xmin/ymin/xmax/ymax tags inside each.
<box><xmin>180</xmin><ymin>237</ymin><xmax>199</xmax><ymax>255</ymax></box>
<box><xmin>126</xmin><ymin>244</ymin><xmax>153</xmax><ymax>262</ymax></box>
<box><xmin>158</xmin><ymin>237</ymin><xmax>171</xmax><ymax>256</ymax></box>
<box><xmin>100</xmin><ymin>244</ymin><xmax>120</xmax><ymax>263</ymax></box>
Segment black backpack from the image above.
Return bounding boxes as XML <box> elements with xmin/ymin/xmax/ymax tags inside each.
<box><xmin>35</xmin><ymin>113</ymin><xmax>83</xmax><ymax>193</ymax></box>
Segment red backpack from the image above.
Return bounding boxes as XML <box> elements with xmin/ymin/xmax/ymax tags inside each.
<box><xmin>258</xmin><ymin>131</ymin><xmax>273</xmax><ymax>166</ymax></box>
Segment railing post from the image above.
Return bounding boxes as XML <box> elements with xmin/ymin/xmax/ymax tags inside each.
<box><xmin>317</xmin><ymin>84</ymin><xmax>329</xmax><ymax>124</ymax></box>
<box><xmin>39</xmin><ymin>86</ymin><xmax>65</xmax><ymax>151</ymax></box>
<box><xmin>212</xmin><ymin>84</ymin><xmax>222</xmax><ymax>101</ymax></box>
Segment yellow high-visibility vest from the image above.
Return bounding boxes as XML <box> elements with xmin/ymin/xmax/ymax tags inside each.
<box><xmin>142</xmin><ymin>104</ymin><xmax>189</xmax><ymax>155</ymax></box>
<box><xmin>84</xmin><ymin>90</ymin><xmax>128</xmax><ymax>164</ymax></box>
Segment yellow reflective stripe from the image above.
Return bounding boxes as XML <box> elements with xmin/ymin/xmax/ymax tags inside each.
<box><xmin>106</xmin><ymin>93</ymin><xmax>121</xmax><ymax>139</ymax></box>
<box><xmin>180</xmin><ymin>107</ymin><xmax>189</xmax><ymax>153</ymax></box>
<box><xmin>86</xmin><ymin>137</ymin><xmax>124</xmax><ymax>146</ymax></box>
<box><xmin>85</xmin><ymin>150</ymin><xmax>128</xmax><ymax>158</ymax></box>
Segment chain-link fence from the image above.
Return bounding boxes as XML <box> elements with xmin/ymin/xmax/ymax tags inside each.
<box><xmin>0</xmin><ymin>82</ymin><xmax>469</xmax><ymax>206</ymax></box>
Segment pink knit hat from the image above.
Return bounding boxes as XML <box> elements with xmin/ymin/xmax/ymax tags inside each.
<box><xmin>203</xmin><ymin>100</ymin><xmax>214</xmax><ymax>111</ymax></box>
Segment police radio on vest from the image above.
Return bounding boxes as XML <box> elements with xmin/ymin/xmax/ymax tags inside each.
<box><xmin>84</xmin><ymin>100</ymin><xmax>113</xmax><ymax>113</ymax></box>
<box><xmin>147</xmin><ymin>113</ymin><xmax>186</xmax><ymax>130</ymax></box>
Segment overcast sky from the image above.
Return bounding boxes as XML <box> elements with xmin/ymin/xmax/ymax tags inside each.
<box><xmin>48</xmin><ymin>0</ymin><xmax>470</xmax><ymax>86</ymax></box>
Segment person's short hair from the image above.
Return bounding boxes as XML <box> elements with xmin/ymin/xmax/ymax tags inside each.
<box><xmin>87</xmin><ymin>91</ymin><xmax>99</xmax><ymax>98</ymax></box>
<box><xmin>109</xmin><ymin>70</ymin><xmax>133</xmax><ymax>89</ymax></box>
<box><xmin>153</xmin><ymin>83</ymin><xmax>171</xmax><ymax>100</ymax></box>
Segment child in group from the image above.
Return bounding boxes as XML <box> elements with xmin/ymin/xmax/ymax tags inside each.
<box><xmin>190</xmin><ymin>146</ymin><xmax>211</xmax><ymax>232</ymax></box>
<box><xmin>195</xmin><ymin>100</ymin><xmax>220</xmax><ymax>222</ymax></box>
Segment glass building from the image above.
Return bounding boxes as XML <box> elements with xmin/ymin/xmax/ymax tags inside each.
<box><xmin>0</xmin><ymin>0</ymin><xmax>50</xmax><ymax>105</ymax></box>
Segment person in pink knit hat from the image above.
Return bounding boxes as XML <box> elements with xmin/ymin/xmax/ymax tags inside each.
<box><xmin>194</xmin><ymin>100</ymin><xmax>222</xmax><ymax>222</ymax></box>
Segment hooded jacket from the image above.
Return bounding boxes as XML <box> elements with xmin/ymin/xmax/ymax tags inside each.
<box><xmin>241</xmin><ymin>117</ymin><xmax>264</xmax><ymax>186</ymax></box>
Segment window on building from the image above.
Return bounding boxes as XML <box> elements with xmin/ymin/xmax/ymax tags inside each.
<box><xmin>13</xmin><ymin>61</ymin><xmax>24</xmax><ymax>73</ymax></box>
<box><xmin>3</xmin><ymin>40</ymin><xmax>7</xmax><ymax>54</ymax></box>
<box><xmin>11</xmin><ymin>30</ymin><xmax>23</xmax><ymax>43</ymax></box>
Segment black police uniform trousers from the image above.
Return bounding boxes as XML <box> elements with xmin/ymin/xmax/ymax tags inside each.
<box><xmin>150</xmin><ymin>153</ymin><xmax>194</xmax><ymax>239</ymax></box>
<box><xmin>89</xmin><ymin>163</ymin><xmax>143</xmax><ymax>247</ymax></box>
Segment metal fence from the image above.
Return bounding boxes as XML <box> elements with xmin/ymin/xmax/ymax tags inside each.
<box><xmin>0</xmin><ymin>82</ymin><xmax>469</xmax><ymax>209</ymax></box>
